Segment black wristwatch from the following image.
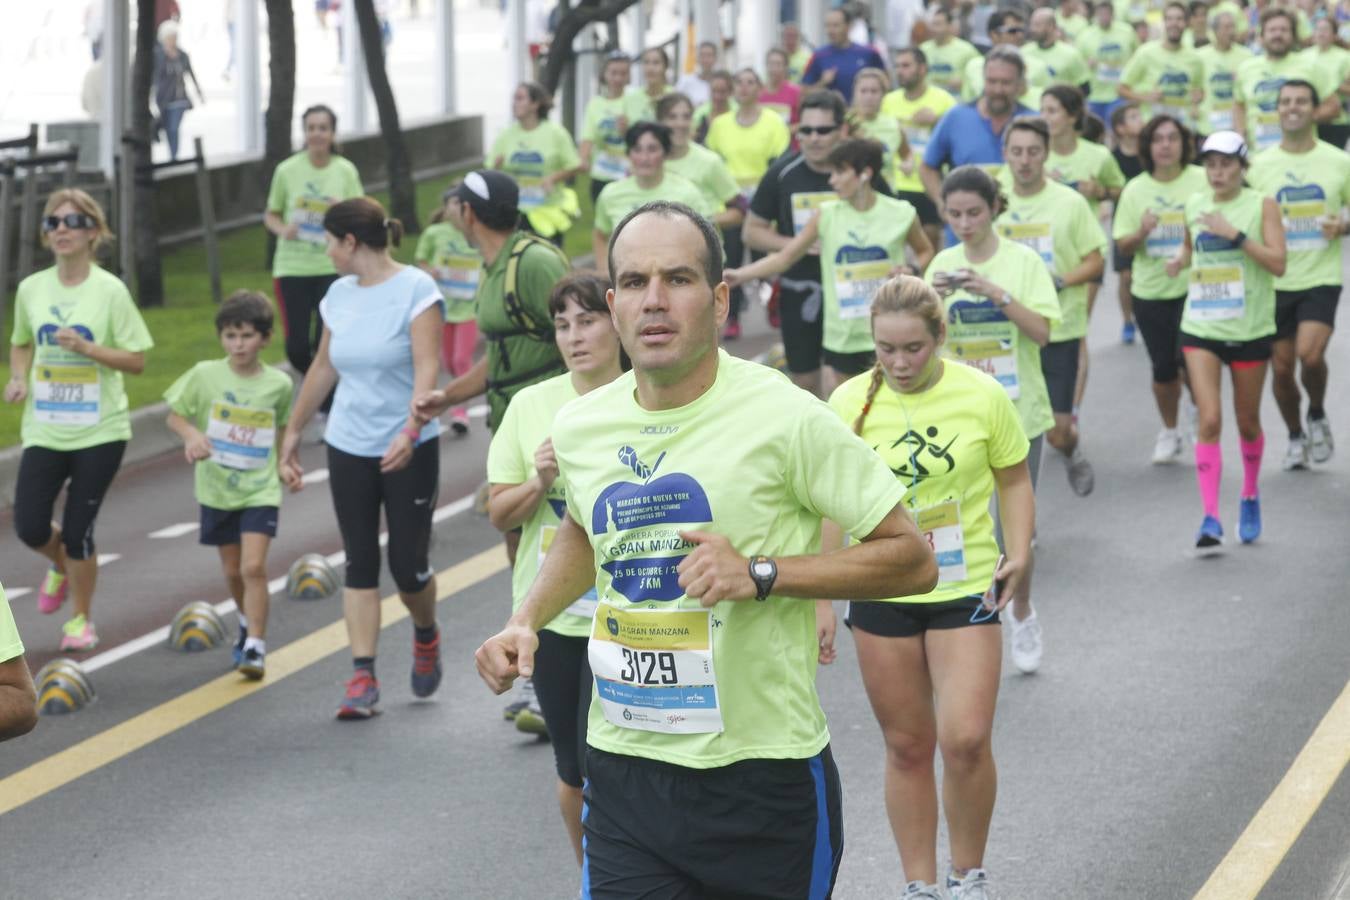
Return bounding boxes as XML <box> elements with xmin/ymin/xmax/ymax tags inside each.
<box><xmin>749</xmin><ymin>555</ymin><xmax>777</xmax><ymax>602</ymax></box>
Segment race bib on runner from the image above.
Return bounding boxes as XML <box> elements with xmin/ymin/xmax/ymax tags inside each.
<box><xmin>1000</xmin><ymin>221</ymin><xmax>1054</xmax><ymax>266</ymax></box>
<box><xmin>33</xmin><ymin>361</ymin><xmax>100</xmax><ymax>425</ymax></box>
<box><xmin>541</xmin><ymin>524</ymin><xmax>599</xmax><ymax>620</ymax></box>
<box><xmin>517</xmin><ymin>175</ymin><xmax>547</xmax><ymax>210</ymax></box>
<box><xmin>206</xmin><ymin>402</ymin><xmax>276</xmax><ymax>470</ymax></box>
<box><xmin>1208</xmin><ymin>104</ymin><xmax>1235</xmax><ymax>133</ymax></box>
<box><xmin>589</xmin><ymin>602</ymin><xmax>722</xmax><ymax>734</ymax></box>
<box><xmin>835</xmin><ymin>259</ymin><xmax>892</xmax><ymax>319</ymax></box>
<box><xmin>1253</xmin><ymin>112</ymin><xmax>1281</xmax><ymax>151</ymax></box>
<box><xmin>593</xmin><ymin>151</ymin><xmax>628</xmax><ymax>182</ymax></box>
<box><xmin>948</xmin><ymin>333</ymin><xmax>1020</xmax><ymax>398</ymax></box>
<box><xmin>434</xmin><ymin>254</ymin><xmax>481</xmax><ymax>302</ymax></box>
<box><xmin>293</xmin><ymin>196</ymin><xmax>331</xmax><ymax>246</ymax></box>
<box><xmin>903</xmin><ymin>125</ymin><xmax>931</xmax><ymax>154</ymax></box>
<box><xmin>1282</xmin><ymin>200</ymin><xmax>1329</xmax><ymax>253</ymax></box>
<box><xmin>791</xmin><ymin>191</ymin><xmax>837</xmax><ymax>235</ymax></box>
<box><xmin>1096</xmin><ymin>62</ymin><xmax>1122</xmax><ymax>83</ymax></box>
<box><xmin>1188</xmin><ymin>264</ymin><xmax>1246</xmax><ymax>320</ymax></box>
<box><xmin>916</xmin><ymin>501</ymin><xmax>967</xmax><ymax>584</ymax></box>
<box><xmin>1146</xmin><ymin>210</ymin><xmax>1186</xmax><ymax>259</ymax></box>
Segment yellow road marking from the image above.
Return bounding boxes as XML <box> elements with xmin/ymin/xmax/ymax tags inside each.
<box><xmin>0</xmin><ymin>548</ymin><xmax>507</xmax><ymax>818</ymax></box>
<box><xmin>1194</xmin><ymin>678</ymin><xmax>1350</xmax><ymax>900</ymax></box>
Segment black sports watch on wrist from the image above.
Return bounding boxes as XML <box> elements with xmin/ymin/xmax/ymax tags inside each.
<box><xmin>748</xmin><ymin>556</ymin><xmax>777</xmax><ymax>602</ymax></box>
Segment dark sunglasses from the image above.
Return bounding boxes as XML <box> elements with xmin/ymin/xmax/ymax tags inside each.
<box><xmin>997</xmin><ymin>25</ymin><xmax>1026</xmax><ymax>34</ymax></box>
<box><xmin>42</xmin><ymin>213</ymin><xmax>97</xmax><ymax>233</ymax></box>
<box><xmin>797</xmin><ymin>125</ymin><xmax>840</xmax><ymax>136</ymax></box>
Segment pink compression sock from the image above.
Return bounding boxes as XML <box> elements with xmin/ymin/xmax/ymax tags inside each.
<box><xmin>1240</xmin><ymin>434</ymin><xmax>1265</xmax><ymax>498</ymax></box>
<box><xmin>1195</xmin><ymin>442</ymin><xmax>1222</xmax><ymax>519</ymax></box>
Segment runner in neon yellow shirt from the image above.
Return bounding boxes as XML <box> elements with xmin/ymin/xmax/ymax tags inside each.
<box><xmin>1023</xmin><ymin>8</ymin><xmax>1092</xmax><ymax>91</ymax></box>
<box><xmin>1080</xmin><ymin>0</ymin><xmax>1139</xmax><ymax>121</ymax></box>
<box><xmin>657</xmin><ymin>92</ymin><xmax>745</xmax><ymax>231</ymax></box>
<box><xmin>851</xmin><ymin>68</ymin><xmax>908</xmax><ymax>192</ymax></box>
<box><xmin>0</xmin><ymin>582</ymin><xmax>37</xmax><ymax>742</ymax></box>
<box><xmin>592</xmin><ymin>124</ymin><xmax>716</xmax><ymax>278</ymax></box>
<box><xmin>781</xmin><ymin>21</ymin><xmax>813</xmax><ymax>83</ymax></box>
<box><xmin>490</xmin><ymin>82</ymin><xmax>583</xmax><ymax>243</ymax></box>
<box><xmin>1304</xmin><ymin>18</ymin><xmax>1350</xmax><ymax>147</ymax></box>
<box><xmin>691</xmin><ymin>70</ymin><xmax>737</xmax><ymax>141</ymax></box>
<box><xmin>486</xmin><ymin>272</ymin><xmax>625</xmax><ymax>869</ymax></box>
<box><xmin>579</xmin><ymin>52</ymin><xmax>641</xmax><ymax>203</ymax></box>
<box><xmin>1248</xmin><ymin>80</ymin><xmax>1350</xmax><ymax>471</ymax></box>
<box><xmin>1057</xmin><ymin>0</ymin><xmax>1091</xmax><ymax>41</ymax></box>
<box><xmin>725</xmin><ymin>138</ymin><xmax>934</xmax><ymax>394</ymax></box>
<box><xmin>1112</xmin><ymin>114</ymin><xmax>1209</xmax><ymax>464</ymax></box>
<box><xmin>1232</xmin><ymin>9</ymin><xmax>1331</xmax><ymax>153</ymax></box>
<box><xmin>824</xmin><ymin>276</ymin><xmax>1034</xmax><ymax>900</ymax></box>
<box><xmin>475</xmin><ymin>202</ymin><xmax>937</xmax><ymax>897</ymax></box>
<box><xmin>1118</xmin><ymin>3</ymin><xmax>1205</xmax><ymax>129</ymax></box>
<box><xmin>920</xmin><ymin>6</ymin><xmax>980</xmax><ymax>97</ymax></box>
<box><xmin>1164</xmin><ymin>131</ymin><xmax>1285</xmax><ymax>551</ymax></box>
<box><xmin>626</xmin><ymin>46</ymin><xmax>675</xmax><ymax>121</ymax></box>
<box><xmin>883</xmin><ymin>47</ymin><xmax>956</xmax><ymax>248</ymax></box>
<box><xmin>6</xmin><ymin>189</ymin><xmax>153</xmax><ymax>654</ymax></box>
<box><xmin>415</xmin><ymin>189</ymin><xmax>482</xmax><ymax>434</ymax></box>
<box><xmin>926</xmin><ymin>165</ymin><xmax>1060</xmax><ymax>674</ymax></box>
<box><xmin>1196</xmin><ymin>11</ymin><xmax>1253</xmax><ymax>135</ymax></box>
<box><xmin>998</xmin><ymin>118</ymin><xmax>1105</xmax><ymax>500</ymax></box>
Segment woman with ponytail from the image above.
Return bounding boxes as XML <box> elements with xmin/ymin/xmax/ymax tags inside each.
<box><xmin>279</xmin><ymin>196</ymin><xmax>446</xmax><ymax>720</ymax></box>
<box><xmin>821</xmin><ymin>275</ymin><xmax>1034</xmax><ymax>900</ymax></box>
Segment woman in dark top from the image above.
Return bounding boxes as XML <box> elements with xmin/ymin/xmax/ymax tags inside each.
<box><xmin>152</xmin><ymin>20</ymin><xmax>204</xmax><ymax>161</ymax></box>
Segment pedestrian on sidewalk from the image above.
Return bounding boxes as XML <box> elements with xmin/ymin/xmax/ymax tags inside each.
<box><xmin>152</xmin><ymin>20</ymin><xmax>205</xmax><ymax>161</ymax></box>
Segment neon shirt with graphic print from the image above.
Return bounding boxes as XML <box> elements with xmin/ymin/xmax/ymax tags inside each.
<box><xmin>490</xmin><ymin>120</ymin><xmax>581</xmax><ymax>212</ymax></box>
<box><xmin>819</xmin><ymin>195</ymin><xmax>918</xmax><ymax>354</ymax></box>
<box><xmin>1249</xmin><ymin>141</ymin><xmax>1350</xmax><ymax>291</ymax></box>
<box><xmin>854</xmin><ymin>114</ymin><xmax>906</xmax><ymax>192</ymax></box>
<box><xmin>581</xmin><ymin>93</ymin><xmax>645</xmax><ymax>183</ymax></box>
<box><xmin>593</xmin><ymin>173</ymin><xmax>715</xmax><ymax>236</ymax></box>
<box><xmin>1022</xmin><ymin>41</ymin><xmax>1091</xmax><ymax>88</ymax></box>
<box><xmin>1197</xmin><ymin>43</ymin><xmax>1253</xmax><ymax>134</ymax></box>
<box><xmin>164</xmin><ymin>359</ymin><xmax>293</xmax><ymax>510</ymax></box>
<box><xmin>1046</xmin><ymin>139</ymin><xmax>1127</xmax><ymax>218</ymax></box>
<box><xmin>927</xmin><ymin>239</ymin><xmax>1060</xmax><ymax>439</ymax></box>
<box><xmin>11</xmin><ymin>266</ymin><xmax>154</xmax><ymax>451</ymax></box>
<box><xmin>1079</xmin><ymin>21</ymin><xmax>1139</xmax><ymax>104</ymax></box>
<box><xmin>1181</xmin><ymin>187</ymin><xmax>1275</xmax><ymax>342</ymax></box>
<box><xmin>624</xmin><ymin>85</ymin><xmax>675</xmax><ymax>123</ymax></box>
<box><xmin>487</xmin><ymin>373</ymin><xmax>596</xmax><ymax>638</ymax></box>
<box><xmin>414</xmin><ymin>221</ymin><xmax>481</xmax><ymax>324</ymax></box>
<box><xmin>997</xmin><ymin>180</ymin><xmax>1107</xmax><ymax>341</ymax></box>
<box><xmin>1119</xmin><ymin>41</ymin><xmax>1205</xmax><ymax>128</ymax></box>
<box><xmin>1233</xmin><ymin>53</ymin><xmax>1322</xmax><ymax>153</ymax></box>
<box><xmin>1057</xmin><ymin>12</ymin><xmax>1089</xmax><ymax>42</ymax></box>
<box><xmin>1112</xmin><ymin>166</ymin><xmax>1210</xmax><ymax>299</ymax></box>
<box><xmin>881</xmin><ymin>84</ymin><xmax>957</xmax><ymax>192</ymax></box>
<box><xmin>265</xmin><ymin>151</ymin><xmax>364</xmax><ymax>277</ymax></box>
<box><xmin>664</xmin><ymin>142</ymin><xmax>741</xmax><ymax>214</ymax></box>
<box><xmin>829</xmin><ymin>356</ymin><xmax>1029</xmax><ymax>603</ymax></box>
<box><xmin>1301</xmin><ymin>45</ymin><xmax>1350</xmax><ymax>125</ymax></box>
<box><xmin>0</xmin><ymin>584</ymin><xmax>23</xmax><ymax>664</ymax></box>
<box><xmin>553</xmin><ymin>351</ymin><xmax>906</xmax><ymax>769</ymax></box>
<box><xmin>705</xmin><ymin>109</ymin><xmax>791</xmax><ymax>194</ymax></box>
<box><xmin>920</xmin><ymin>37</ymin><xmax>981</xmax><ymax>96</ymax></box>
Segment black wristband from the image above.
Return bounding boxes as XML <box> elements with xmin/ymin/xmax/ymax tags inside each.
<box><xmin>1232</xmin><ymin>230</ymin><xmax>1247</xmax><ymax>246</ymax></box>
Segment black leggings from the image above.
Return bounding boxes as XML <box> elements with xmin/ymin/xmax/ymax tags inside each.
<box><xmin>1134</xmin><ymin>295</ymin><xmax>1186</xmax><ymax>383</ymax></box>
<box><xmin>14</xmin><ymin>441</ymin><xmax>127</xmax><ymax>560</ymax></box>
<box><xmin>533</xmin><ymin>629</ymin><xmax>592</xmax><ymax>787</ymax></box>
<box><xmin>722</xmin><ymin>223</ymin><xmax>746</xmax><ymax>321</ymax></box>
<box><xmin>273</xmin><ymin>274</ymin><xmax>338</xmax><ymax>376</ymax></box>
<box><xmin>326</xmin><ymin>438</ymin><xmax>439</xmax><ymax>593</ymax></box>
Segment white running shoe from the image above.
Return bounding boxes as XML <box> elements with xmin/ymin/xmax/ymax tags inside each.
<box><xmin>902</xmin><ymin>881</ymin><xmax>945</xmax><ymax>899</ymax></box>
<box><xmin>1308</xmin><ymin>416</ymin><xmax>1334</xmax><ymax>463</ymax></box>
<box><xmin>948</xmin><ymin>868</ymin><xmax>997</xmax><ymax>899</ymax></box>
<box><xmin>1182</xmin><ymin>397</ymin><xmax>1198</xmax><ymax>445</ymax></box>
<box><xmin>1066</xmin><ymin>446</ymin><xmax>1095</xmax><ymax>496</ymax></box>
<box><xmin>1008</xmin><ymin>609</ymin><xmax>1042</xmax><ymax>674</ymax></box>
<box><xmin>1282</xmin><ymin>435</ymin><xmax>1309</xmax><ymax>471</ymax></box>
<box><xmin>1151</xmin><ymin>428</ymin><xmax>1184</xmax><ymax>465</ymax></box>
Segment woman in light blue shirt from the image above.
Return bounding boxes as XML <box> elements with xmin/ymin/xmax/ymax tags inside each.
<box><xmin>280</xmin><ymin>196</ymin><xmax>445</xmax><ymax>721</ymax></box>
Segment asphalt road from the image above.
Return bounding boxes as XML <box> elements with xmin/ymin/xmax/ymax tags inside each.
<box><xmin>1</xmin><ymin>277</ymin><xmax>1348</xmax><ymax>899</ymax></box>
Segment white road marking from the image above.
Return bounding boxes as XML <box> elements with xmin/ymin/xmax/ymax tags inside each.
<box><xmin>148</xmin><ymin>522</ymin><xmax>198</xmax><ymax>539</ymax></box>
<box><xmin>96</xmin><ymin>554</ymin><xmax>121</xmax><ymax>566</ymax></box>
<box><xmin>301</xmin><ymin>468</ymin><xmax>330</xmax><ymax>486</ymax></box>
<box><xmin>80</xmin><ymin>492</ymin><xmax>478</xmax><ymax>674</ymax></box>
<box><xmin>7</xmin><ymin>588</ymin><xmax>32</xmax><ymax>600</ymax></box>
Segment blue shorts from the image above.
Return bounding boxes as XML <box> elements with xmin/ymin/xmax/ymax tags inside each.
<box><xmin>199</xmin><ymin>505</ymin><xmax>279</xmax><ymax>546</ymax></box>
<box><xmin>1090</xmin><ymin>99</ymin><xmax>1125</xmax><ymax>125</ymax></box>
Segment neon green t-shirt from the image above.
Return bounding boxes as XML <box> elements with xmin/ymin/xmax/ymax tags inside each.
<box><xmin>553</xmin><ymin>351</ymin><xmax>906</xmax><ymax>768</ymax></box>
<box><xmin>1119</xmin><ymin>41</ymin><xmax>1205</xmax><ymax>128</ymax></box>
<box><xmin>920</xmin><ymin>37</ymin><xmax>981</xmax><ymax>95</ymax></box>
<box><xmin>1249</xmin><ymin>141</ymin><xmax>1350</xmax><ymax>292</ymax></box>
<box><xmin>997</xmin><ymin>180</ymin><xmax>1107</xmax><ymax>341</ymax></box>
<box><xmin>1210</xmin><ymin>0</ymin><xmax>1251</xmax><ymax>38</ymax></box>
<box><xmin>788</xmin><ymin>47</ymin><xmax>813</xmax><ymax>84</ymax></box>
<box><xmin>880</xmin><ymin>84</ymin><xmax>957</xmax><ymax>193</ymax></box>
<box><xmin>1234</xmin><ymin>53</ymin><xmax>1321</xmax><ymax>153</ymax></box>
<box><xmin>1046</xmin><ymin>138</ymin><xmax>1127</xmax><ymax>218</ymax></box>
<box><xmin>926</xmin><ymin>239</ymin><xmax>1061</xmax><ymax>439</ymax></box>
<box><xmin>265</xmin><ymin>152</ymin><xmax>364</xmax><ymax>278</ymax></box>
<box><xmin>0</xmin><ymin>584</ymin><xmax>23</xmax><ymax>664</ymax></box>
<box><xmin>705</xmin><ymin>108</ymin><xmax>791</xmax><ymax>194</ymax></box>
<box><xmin>163</xmin><ymin>359</ymin><xmax>293</xmax><ymax>511</ymax></box>
<box><xmin>486</xmin><ymin>373</ymin><xmax>597</xmax><ymax>638</ymax></box>
<box><xmin>490</xmin><ymin>120</ymin><xmax>581</xmax><ymax>212</ymax></box>
<box><xmin>581</xmin><ymin>93</ymin><xmax>632</xmax><ymax>183</ymax></box>
<box><xmin>1079</xmin><ymin>21</ymin><xmax>1140</xmax><ymax>103</ymax></box>
<box><xmin>1196</xmin><ymin>44</ymin><xmax>1252</xmax><ymax>134</ymax></box>
<box><xmin>414</xmin><ymin>221</ymin><xmax>481</xmax><ymax>324</ymax></box>
<box><xmin>1057</xmin><ymin>12</ymin><xmax>1090</xmax><ymax>42</ymax></box>
<box><xmin>829</xmin><ymin>355</ymin><xmax>1029</xmax><ymax>603</ymax></box>
<box><xmin>1022</xmin><ymin>41</ymin><xmax>1091</xmax><ymax>89</ymax></box>
<box><xmin>11</xmin><ymin>266</ymin><xmax>154</xmax><ymax>451</ymax></box>
<box><xmin>854</xmin><ymin>114</ymin><xmax>906</xmax><ymax>192</ymax></box>
<box><xmin>1112</xmin><ymin>166</ymin><xmax>1210</xmax><ymax>299</ymax></box>
<box><xmin>664</xmin><ymin>142</ymin><xmax>741</xmax><ymax>212</ymax></box>
<box><xmin>692</xmin><ymin>99</ymin><xmax>738</xmax><ymax>137</ymax></box>
<box><xmin>819</xmin><ymin>195</ymin><xmax>917</xmax><ymax>354</ymax></box>
<box><xmin>963</xmin><ymin>53</ymin><xmax>1049</xmax><ymax>107</ymax></box>
<box><xmin>624</xmin><ymin>84</ymin><xmax>675</xmax><ymax>123</ymax></box>
<box><xmin>1302</xmin><ymin>46</ymin><xmax>1350</xmax><ymax>125</ymax></box>
<box><xmin>1181</xmin><ymin>187</ymin><xmax>1275</xmax><ymax>342</ymax></box>
<box><xmin>593</xmin><ymin>172</ymin><xmax>715</xmax><ymax>236</ymax></box>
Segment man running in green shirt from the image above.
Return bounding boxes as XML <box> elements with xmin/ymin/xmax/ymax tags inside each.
<box><xmin>1119</xmin><ymin>2</ymin><xmax>1205</xmax><ymax>129</ymax></box>
<box><xmin>1234</xmin><ymin>7</ymin><xmax>1340</xmax><ymax>153</ymax></box>
<box><xmin>920</xmin><ymin>6</ymin><xmax>980</xmax><ymax>97</ymax></box>
<box><xmin>1024</xmin><ymin>7</ymin><xmax>1091</xmax><ymax>93</ymax></box>
<box><xmin>475</xmin><ymin>201</ymin><xmax>938</xmax><ymax>899</ymax></box>
<box><xmin>1249</xmin><ymin>79</ymin><xmax>1350</xmax><ymax>469</ymax></box>
<box><xmin>1080</xmin><ymin>0</ymin><xmax>1139</xmax><ymax>123</ymax></box>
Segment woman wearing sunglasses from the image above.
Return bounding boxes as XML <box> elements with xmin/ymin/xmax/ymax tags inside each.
<box><xmin>820</xmin><ymin>275</ymin><xmax>1033</xmax><ymax>900</ymax></box>
<box><xmin>3</xmin><ymin>190</ymin><xmax>153</xmax><ymax>652</ymax></box>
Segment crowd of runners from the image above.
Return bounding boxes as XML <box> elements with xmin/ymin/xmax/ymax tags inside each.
<box><xmin>2</xmin><ymin>0</ymin><xmax>1348</xmax><ymax>896</ymax></box>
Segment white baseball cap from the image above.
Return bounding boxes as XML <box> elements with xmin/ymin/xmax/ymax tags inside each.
<box><xmin>1199</xmin><ymin>130</ymin><xmax>1248</xmax><ymax>162</ymax></box>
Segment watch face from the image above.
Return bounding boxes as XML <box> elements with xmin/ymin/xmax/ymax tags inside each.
<box><xmin>752</xmin><ymin>561</ymin><xmax>774</xmax><ymax>578</ymax></box>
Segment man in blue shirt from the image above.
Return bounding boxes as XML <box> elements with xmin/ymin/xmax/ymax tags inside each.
<box><xmin>920</xmin><ymin>45</ymin><xmax>1034</xmax><ymax>242</ymax></box>
<box><xmin>802</xmin><ymin>7</ymin><xmax>886</xmax><ymax>104</ymax></box>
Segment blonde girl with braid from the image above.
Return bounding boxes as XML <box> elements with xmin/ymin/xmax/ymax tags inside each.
<box><xmin>819</xmin><ymin>275</ymin><xmax>1035</xmax><ymax>900</ymax></box>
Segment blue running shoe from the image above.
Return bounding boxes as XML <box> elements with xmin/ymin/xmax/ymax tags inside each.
<box><xmin>232</xmin><ymin>623</ymin><xmax>247</xmax><ymax>667</ymax></box>
<box><xmin>1122</xmin><ymin>322</ymin><xmax>1137</xmax><ymax>345</ymax></box>
<box><xmin>1239</xmin><ymin>496</ymin><xmax>1261</xmax><ymax>544</ymax></box>
<box><xmin>411</xmin><ymin>631</ymin><xmax>442</xmax><ymax>698</ymax></box>
<box><xmin>1195</xmin><ymin>515</ymin><xmax>1224</xmax><ymax>553</ymax></box>
<box><xmin>337</xmin><ymin>670</ymin><xmax>380</xmax><ymax>719</ymax></box>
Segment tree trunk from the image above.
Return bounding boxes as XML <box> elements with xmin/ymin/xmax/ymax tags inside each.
<box><xmin>262</xmin><ymin>0</ymin><xmax>297</xmax><ymax>269</ymax></box>
<box><xmin>130</xmin><ymin>0</ymin><xmax>163</xmax><ymax>307</ymax></box>
<box><xmin>353</xmin><ymin>0</ymin><xmax>418</xmax><ymax>232</ymax></box>
<box><xmin>540</xmin><ymin>0</ymin><xmax>640</xmax><ymax>97</ymax></box>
